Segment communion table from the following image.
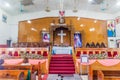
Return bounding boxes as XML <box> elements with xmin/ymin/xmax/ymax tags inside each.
<box><xmin>52</xmin><ymin>46</ymin><xmax>73</xmax><ymax>54</ymax></box>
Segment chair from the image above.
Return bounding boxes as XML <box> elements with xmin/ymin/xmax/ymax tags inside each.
<box><xmin>26</xmin><ymin>51</ymin><xmax>30</xmax><ymax>54</ymax></box>
<box><xmin>95</xmin><ymin>51</ymin><xmax>99</xmax><ymax>54</ymax></box>
<box><xmin>83</xmin><ymin>51</ymin><xmax>87</xmax><ymax>55</ymax></box>
<box><xmin>76</xmin><ymin>51</ymin><xmax>81</xmax><ymax>57</ymax></box>
<box><xmin>89</xmin><ymin>51</ymin><xmax>93</xmax><ymax>55</ymax></box>
<box><xmin>37</xmin><ymin>51</ymin><xmax>41</xmax><ymax>55</ymax></box>
<box><xmin>113</xmin><ymin>51</ymin><xmax>118</xmax><ymax>57</ymax></box>
<box><xmin>14</xmin><ymin>51</ymin><xmax>19</xmax><ymax>56</ymax></box>
<box><xmin>43</xmin><ymin>51</ymin><xmax>48</xmax><ymax>57</ymax></box>
<box><xmin>107</xmin><ymin>51</ymin><xmax>112</xmax><ymax>58</ymax></box>
<box><xmin>31</xmin><ymin>51</ymin><xmax>35</xmax><ymax>54</ymax></box>
<box><xmin>1</xmin><ymin>51</ymin><xmax>5</xmax><ymax>54</ymax></box>
<box><xmin>8</xmin><ymin>51</ymin><xmax>12</xmax><ymax>56</ymax></box>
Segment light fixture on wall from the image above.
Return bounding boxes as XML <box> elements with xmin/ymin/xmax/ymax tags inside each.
<box><xmin>42</xmin><ymin>28</ymin><xmax>47</xmax><ymax>31</ymax></box>
<box><xmin>27</xmin><ymin>20</ymin><xmax>31</xmax><ymax>23</ymax></box>
<box><xmin>77</xmin><ymin>17</ymin><xmax>80</xmax><ymax>20</ymax></box>
<box><xmin>94</xmin><ymin>20</ymin><xmax>97</xmax><ymax>23</ymax></box>
<box><xmin>89</xmin><ymin>28</ymin><xmax>95</xmax><ymax>32</ymax></box>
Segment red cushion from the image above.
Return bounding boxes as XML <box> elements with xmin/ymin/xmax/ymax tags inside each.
<box><xmin>83</xmin><ymin>51</ymin><xmax>87</xmax><ymax>54</ymax></box>
<box><xmin>95</xmin><ymin>51</ymin><xmax>99</xmax><ymax>54</ymax></box>
<box><xmin>26</xmin><ymin>51</ymin><xmax>30</xmax><ymax>54</ymax></box>
<box><xmin>31</xmin><ymin>51</ymin><xmax>35</xmax><ymax>54</ymax></box>
<box><xmin>14</xmin><ymin>51</ymin><xmax>19</xmax><ymax>56</ymax></box>
<box><xmin>8</xmin><ymin>51</ymin><xmax>12</xmax><ymax>56</ymax></box>
<box><xmin>89</xmin><ymin>51</ymin><xmax>93</xmax><ymax>55</ymax></box>
<box><xmin>43</xmin><ymin>51</ymin><xmax>48</xmax><ymax>56</ymax></box>
<box><xmin>37</xmin><ymin>51</ymin><xmax>41</xmax><ymax>55</ymax></box>
<box><xmin>76</xmin><ymin>51</ymin><xmax>81</xmax><ymax>57</ymax></box>
<box><xmin>2</xmin><ymin>51</ymin><xmax>5</xmax><ymax>54</ymax></box>
<box><xmin>113</xmin><ymin>51</ymin><xmax>118</xmax><ymax>57</ymax></box>
<box><xmin>107</xmin><ymin>51</ymin><xmax>112</xmax><ymax>58</ymax></box>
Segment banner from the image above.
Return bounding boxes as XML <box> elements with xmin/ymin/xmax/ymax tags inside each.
<box><xmin>42</xmin><ymin>32</ymin><xmax>50</xmax><ymax>42</ymax></box>
<box><xmin>74</xmin><ymin>33</ymin><xmax>82</xmax><ymax>48</ymax></box>
<box><xmin>107</xmin><ymin>20</ymin><xmax>116</xmax><ymax>37</ymax></box>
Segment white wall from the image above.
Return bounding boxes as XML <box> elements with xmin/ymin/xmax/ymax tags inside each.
<box><xmin>0</xmin><ymin>8</ymin><xmax>11</xmax><ymax>44</ymax></box>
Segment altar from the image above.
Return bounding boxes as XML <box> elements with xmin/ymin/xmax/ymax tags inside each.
<box><xmin>52</xmin><ymin>46</ymin><xmax>73</xmax><ymax>54</ymax></box>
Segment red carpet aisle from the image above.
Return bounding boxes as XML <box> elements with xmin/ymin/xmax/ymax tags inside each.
<box><xmin>49</xmin><ymin>54</ymin><xmax>75</xmax><ymax>74</ymax></box>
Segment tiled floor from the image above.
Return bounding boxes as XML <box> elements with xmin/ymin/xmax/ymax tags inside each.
<box><xmin>46</xmin><ymin>74</ymin><xmax>83</xmax><ymax>80</ymax></box>
<box><xmin>40</xmin><ymin>74</ymin><xmax>88</xmax><ymax>80</ymax></box>
<box><xmin>81</xmin><ymin>75</ymin><xmax>88</xmax><ymax>80</ymax></box>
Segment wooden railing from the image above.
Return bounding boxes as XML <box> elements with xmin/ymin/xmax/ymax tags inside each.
<box><xmin>72</xmin><ymin>47</ymin><xmax>78</xmax><ymax>74</ymax></box>
<box><xmin>47</xmin><ymin>46</ymin><xmax>52</xmax><ymax>74</ymax></box>
<box><xmin>97</xmin><ymin>70</ymin><xmax>104</xmax><ymax>80</ymax></box>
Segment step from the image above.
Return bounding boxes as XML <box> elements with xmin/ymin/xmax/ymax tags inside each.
<box><xmin>49</xmin><ymin>67</ymin><xmax>75</xmax><ymax>71</ymax></box>
<box><xmin>50</xmin><ymin>61</ymin><xmax>74</xmax><ymax>64</ymax></box>
<box><xmin>49</xmin><ymin>69</ymin><xmax>75</xmax><ymax>71</ymax></box>
<box><xmin>49</xmin><ymin>70</ymin><xmax>75</xmax><ymax>74</ymax></box>
<box><xmin>51</xmin><ymin>57</ymin><xmax>72</xmax><ymax>59</ymax></box>
<box><xmin>51</xmin><ymin>58</ymin><xmax>73</xmax><ymax>61</ymax></box>
<box><xmin>50</xmin><ymin>64</ymin><xmax>74</xmax><ymax>67</ymax></box>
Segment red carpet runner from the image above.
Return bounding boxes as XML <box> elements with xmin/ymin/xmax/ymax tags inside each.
<box><xmin>49</xmin><ymin>54</ymin><xmax>75</xmax><ymax>74</ymax></box>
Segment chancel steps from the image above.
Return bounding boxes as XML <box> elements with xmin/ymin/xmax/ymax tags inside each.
<box><xmin>49</xmin><ymin>54</ymin><xmax>75</xmax><ymax>74</ymax></box>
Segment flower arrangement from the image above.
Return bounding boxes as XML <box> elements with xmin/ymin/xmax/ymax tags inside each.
<box><xmin>89</xmin><ymin>53</ymin><xmax>108</xmax><ymax>59</ymax></box>
<box><xmin>114</xmin><ymin>54</ymin><xmax>120</xmax><ymax>59</ymax></box>
<box><xmin>20</xmin><ymin>52</ymin><xmax>45</xmax><ymax>59</ymax></box>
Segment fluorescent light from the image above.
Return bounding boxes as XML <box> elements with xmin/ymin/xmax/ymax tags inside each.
<box><xmin>77</xmin><ymin>17</ymin><xmax>80</xmax><ymax>20</ymax></box>
<box><xmin>80</xmin><ymin>24</ymin><xmax>84</xmax><ymax>27</ymax></box>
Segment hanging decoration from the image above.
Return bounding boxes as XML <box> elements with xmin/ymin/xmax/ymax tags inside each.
<box><xmin>73</xmin><ymin>0</ymin><xmax>78</xmax><ymax>12</ymax></box>
<box><xmin>45</xmin><ymin>0</ymin><xmax>50</xmax><ymax>12</ymax></box>
<box><xmin>100</xmin><ymin>0</ymin><xmax>108</xmax><ymax>11</ymax></box>
<box><xmin>59</xmin><ymin>0</ymin><xmax>65</xmax><ymax>24</ymax></box>
<box><xmin>20</xmin><ymin>2</ymin><xmax>24</xmax><ymax>12</ymax></box>
<box><xmin>59</xmin><ymin>0</ymin><xmax>65</xmax><ymax>16</ymax></box>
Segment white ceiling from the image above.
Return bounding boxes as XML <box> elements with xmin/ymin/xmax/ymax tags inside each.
<box><xmin>0</xmin><ymin>0</ymin><xmax>120</xmax><ymax>15</ymax></box>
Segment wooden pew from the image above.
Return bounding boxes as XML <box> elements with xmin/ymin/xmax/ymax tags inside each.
<box><xmin>97</xmin><ymin>70</ymin><xmax>104</xmax><ymax>80</ymax></box>
<box><xmin>2</xmin><ymin>62</ymin><xmax>41</xmax><ymax>80</ymax></box>
<box><xmin>0</xmin><ymin>70</ymin><xmax>25</xmax><ymax>80</ymax></box>
<box><xmin>89</xmin><ymin>61</ymin><xmax>120</xmax><ymax>80</ymax></box>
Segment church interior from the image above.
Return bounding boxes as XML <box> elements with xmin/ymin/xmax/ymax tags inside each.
<box><xmin>0</xmin><ymin>0</ymin><xmax>120</xmax><ymax>80</ymax></box>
